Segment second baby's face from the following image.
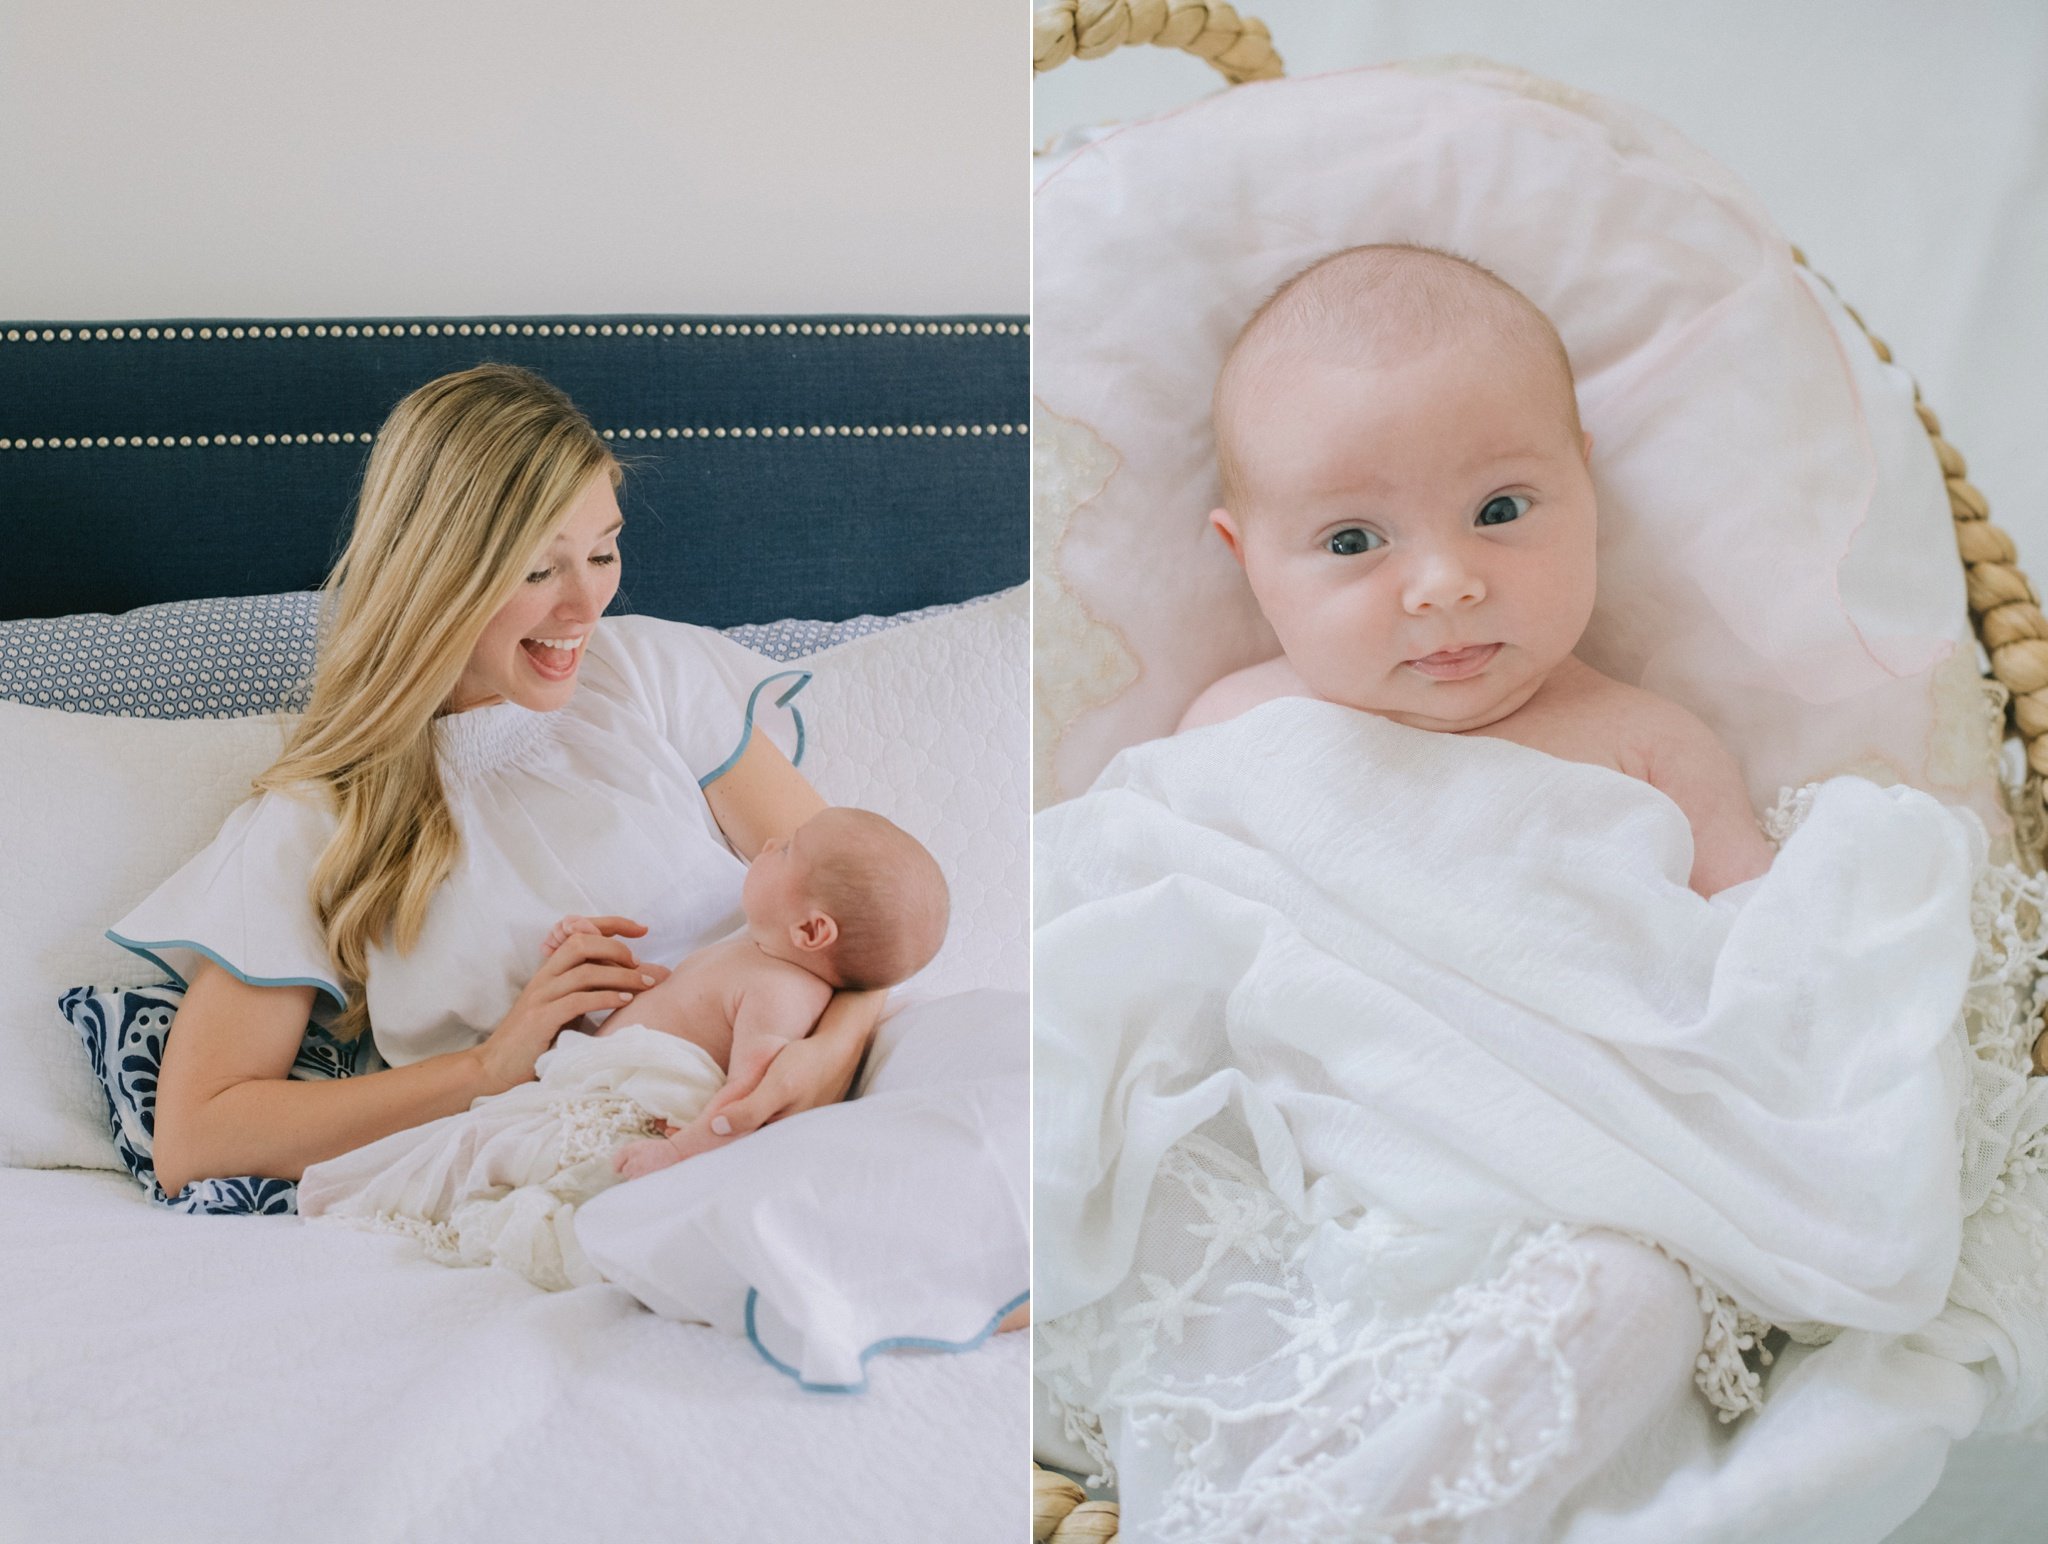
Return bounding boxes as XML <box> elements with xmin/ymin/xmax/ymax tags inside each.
<box><xmin>1214</xmin><ymin>335</ymin><xmax>1597</xmax><ymax>733</ymax></box>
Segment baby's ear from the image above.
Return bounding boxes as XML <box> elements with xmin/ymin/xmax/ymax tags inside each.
<box><xmin>1210</xmin><ymin>508</ymin><xmax>1245</xmax><ymax>567</ymax></box>
<box><xmin>790</xmin><ymin>912</ymin><xmax>839</xmax><ymax>954</ymax></box>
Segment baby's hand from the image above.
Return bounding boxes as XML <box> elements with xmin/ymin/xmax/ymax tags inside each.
<box><xmin>612</xmin><ymin>1135</ymin><xmax>683</xmax><ymax>1180</ymax></box>
<box><xmin>641</xmin><ymin>1110</ymin><xmax>732</xmax><ymax>1164</ymax></box>
<box><xmin>543</xmin><ymin>914</ymin><xmax>605</xmax><ymax>957</ymax></box>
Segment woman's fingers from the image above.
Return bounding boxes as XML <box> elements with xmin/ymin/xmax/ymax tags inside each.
<box><xmin>561</xmin><ymin>989</ymin><xmax>643</xmax><ymax>1026</ymax></box>
<box><xmin>556</xmin><ymin>961</ymin><xmax>660</xmax><ymax>995</ymax></box>
<box><xmin>703</xmin><ymin>1049</ymin><xmax>776</xmax><ymax>1121</ymax></box>
<box><xmin>701</xmin><ymin>1033</ymin><xmax>852</xmax><ymax>1137</ymax></box>
<box><xmin>701</xmin><ymin>1081</ymin><xmax>794</xmax><ymax>1138</ymax></box>
<box><xmin>585</xmin><ymin>915</ymin><xmax>650</xmax><ymax>938</ymax></box>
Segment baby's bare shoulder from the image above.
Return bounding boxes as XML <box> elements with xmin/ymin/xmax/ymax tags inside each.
<box><xmin>1538</xmin><ymin>662</ymin><xmax>1714</xmax><ymax>770</ymax></box>
<box><xmin>738</xmin><ymin>949</ymin><xmax>835</xmax><ymax>1008</ymax></box>
<box><xmin>1608</xmin><ymin>679</ymin><xmax>1727</xmax><ymax>772</ymax></box>
<box><xmin>1177</xmin><ymin>656</ymin><xmax>1312</xmax><ymax>734</ymax></box>
<box><xmin>1541</xmin><ymin>662</ymin><xmax>1771</xmax><ymax>895</ymax></box>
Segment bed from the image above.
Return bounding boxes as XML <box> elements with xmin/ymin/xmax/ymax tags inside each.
<box><xmin>0</xmin><ymin>311</ymin><xmax>1029</xmax><ymax>1540</ymax></box>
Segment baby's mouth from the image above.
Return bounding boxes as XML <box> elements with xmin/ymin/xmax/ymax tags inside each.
<box><xmin>1404</xmin><ymin>643</ymin><xmax>1501</xmax><ymax>681</ymax></box>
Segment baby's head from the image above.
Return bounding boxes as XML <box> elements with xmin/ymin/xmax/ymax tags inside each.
<box><xmin>1210</xmin><ymin>243</ymin><xmax>1596</xmax><ymax>733</ymax></box>
<box><xmin>741</xmin><ymin>807</ymin><xmax>950</xmax><ymax>990</ymax></box>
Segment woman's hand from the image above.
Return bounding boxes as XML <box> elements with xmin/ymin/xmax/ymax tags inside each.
<box><xmin>472</xmin><ymin>916</ymin><xmax>670</xmax><ymax>1096</ymax></box>
<box><xmin>661</xmin><ymin>987</ymin><xmax>887</xmax><ymax>1159</ymax></box>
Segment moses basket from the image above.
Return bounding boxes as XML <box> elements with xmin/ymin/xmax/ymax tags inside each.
<box><xmin>1029</xmin><ymin>6</ymin><xmax>2048</xmax><ymax>1539</ymax></box>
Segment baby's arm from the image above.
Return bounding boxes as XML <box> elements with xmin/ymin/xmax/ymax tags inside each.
<box><xmin>726</xmin><ymin>973</ymin><xmax>834</xmax><ymax>1093</ymax></box>
<box><xmin>1631</xmin><ymin>708</ymin><xmax>1775</xmax><ymax>898</ymax></box>
<box><xmin>611</xmin><ymin>970</ymin><xmax>832</xmax><ymax>1176</ymax></box>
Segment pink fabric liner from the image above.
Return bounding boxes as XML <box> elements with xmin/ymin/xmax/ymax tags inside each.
<box><xmin>1034</xmin><ymin>62</ymin><xmax>1980</xmax><ymax>817</ymax></box>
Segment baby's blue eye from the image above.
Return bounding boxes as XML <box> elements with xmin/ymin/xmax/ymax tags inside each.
<box><xmin>1326</xmin><ymin>527</ymin><xmax>1385</xmax><ymax>556</ymax></box>
<box><xmin>1477</xmin><ymin>495</ymin><xmax>1531</xmax><ymax>527</ymax></box>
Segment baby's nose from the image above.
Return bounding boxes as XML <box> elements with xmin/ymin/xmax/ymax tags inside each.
<box><xmin>1400</xmin><ymin>548</ymin><xmax>1486</xmax><ymax>612</ymax></box>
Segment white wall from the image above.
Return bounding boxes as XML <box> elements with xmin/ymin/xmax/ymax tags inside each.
<box><xmin>1035</xmin><ymin>0</ymin><xmax>2048</xmax><ymax>586</ymax></box>
<box><xmin>1</xmin><ymin>0</ymin><xmax>1027</xmax><ymax>317</ymax></box>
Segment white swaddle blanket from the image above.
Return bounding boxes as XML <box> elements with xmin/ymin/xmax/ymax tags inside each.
<box><xmin>1034</xmin><ymin>698</ymin><xmax>2047</xmax><ymax>1542</ymax></box>
<box><xmin>299</xmin><ymin>1025</ymin><xmax>723</xmax><ymax>1291</ymax></box>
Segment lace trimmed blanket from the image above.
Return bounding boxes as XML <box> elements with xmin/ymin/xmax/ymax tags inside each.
<box><xmin>298</xmin><ymin>1026</ymin><xmax>723</xmax><ymax>1291</ymax></box>
<box><xmin>1034</xmin><ymin>699</ymin><xmax>2046</xmax><ymax>1542</ymax></box>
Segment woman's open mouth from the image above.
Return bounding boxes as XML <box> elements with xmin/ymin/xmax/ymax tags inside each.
<box><xmin>520</xmin><ymin>635</ymin><xmax>585</xmax><ymax>681</ymax></box>
<box><xmin>1405</xmin><ymin>643</ymin><xmax>1501</xmax><ymax>681</ymax></box>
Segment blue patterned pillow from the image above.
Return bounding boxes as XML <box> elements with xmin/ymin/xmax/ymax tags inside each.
<box><xmin>58</xmin><ymin>981</ymin><xmax>366</xmax><ymax>1215</ymax></box>
<box><xmin>0</xmin><ymin>589</ymin><xmax>974</xmax><ymax>717</ymax></box>
<box><xmin>721</xmin><ymin>594</ymin><xmax>978</xmax><ymax>660</ymax></box>
<box><xmin>0</xmin><ymin>592</ymin><xmax>324</xmax><ymax>716</ymax></box>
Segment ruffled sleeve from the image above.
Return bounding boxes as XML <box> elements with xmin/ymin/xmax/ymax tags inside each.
<box><xmin>580</xmin><ymin>614</ymin><xmax>811</xmax><ymax>787</ymax></box>
<box><xmin>106</xmin><ymin>787</ymin><xmax>347</xmax><ymax>1023</ymax></box>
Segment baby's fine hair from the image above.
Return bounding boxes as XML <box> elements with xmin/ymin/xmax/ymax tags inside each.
<box><xmin>1213</xmin><ymin>243</ymin><xmax>1581</xmax><ymax>510</ymax></box>
<box><xmin>804</xmin><ymin>807</ymin><xmax>950</xmax><ymax>991</ymax></box>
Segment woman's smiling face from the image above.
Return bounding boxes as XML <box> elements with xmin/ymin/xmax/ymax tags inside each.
<box><xmin>446</xmin><ymin>471</ymin><xmax>624</xmax><ymax>713</ymax></box>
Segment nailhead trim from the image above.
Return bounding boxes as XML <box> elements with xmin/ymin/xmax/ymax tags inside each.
<box><xmin>0</xmin><ymin>423</ymin><xmax>1029</xmax><ymax>450</ymax></box>
<box><xmin>0</xmin><ymin>320</ymin><xmax>1027</xmax><ymax>345</ymax></box>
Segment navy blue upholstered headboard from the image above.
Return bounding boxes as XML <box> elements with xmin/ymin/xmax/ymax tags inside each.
<box><xmin>0</xmin><ymin>315</ymin><xmax>1027</xmax><ymax>624</ymax></box>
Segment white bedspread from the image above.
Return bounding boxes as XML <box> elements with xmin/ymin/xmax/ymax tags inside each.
<box><xmin>1035</xmin><ymin>699</ymin><xmax>2044</xmax><ymax>1541</ymax></box>
<box><xmin>0</xmin><ymin>1165</ymin><xmax>1024</xmax><ymax>1541</ymax></box>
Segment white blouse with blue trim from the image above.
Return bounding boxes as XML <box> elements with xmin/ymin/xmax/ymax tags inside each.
<box><xmin>107</xmin><ymin>616</ymin><xmax>809</xmax><ymax>1070</ymax></box>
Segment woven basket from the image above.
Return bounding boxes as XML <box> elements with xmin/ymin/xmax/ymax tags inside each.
<box><xmin>1030</xmin><ymin>10</ymin><xmax>2048</xmax><ymax>1537</ymax></box>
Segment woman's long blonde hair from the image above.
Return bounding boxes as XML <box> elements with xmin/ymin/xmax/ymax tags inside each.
<box><xmin>258</xmin><ymin>364</ymin><xmax>619</xmax><ymax>1042</ymax></box>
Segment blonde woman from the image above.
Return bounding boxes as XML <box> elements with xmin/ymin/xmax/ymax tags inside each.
<box><xmin>113</xmin><ymin>364</ymin><xmax>876</xmax><ymax>1195</ymax></box>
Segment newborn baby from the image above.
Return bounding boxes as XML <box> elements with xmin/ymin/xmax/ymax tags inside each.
<box><xmin>297</xmin><ymin>805</ymin><xmax>948</xmax><ymax>1289</ymax></box>
<box><xmin>1180</xmin><ymin>242</ymin><xmax>1775</xmax><ymax>897</ymax></box>
<box><xmin>1036</xmin><ymin>247</ymin><xmax>1987</xmax><ymax>1539</ymax></box>
<box><xmin>579</xmin><ymin>804</ymin><xmax>952</xmax><ymax>1177</ymax></box>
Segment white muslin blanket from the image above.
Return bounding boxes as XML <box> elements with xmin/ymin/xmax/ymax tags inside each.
<box><xmin>1037</xmin><ymin>699</ymin><xmax>1978</xmax><ymax>1332</ymax></box>
<box><xmin>299</xmin><ymin>1025</ymin><xmax>723</xmax><ymax>1291</ymax></box>
<box><xmin>1033</xmin><ymin>698</ymin><xmax>2048</xmax><ymax>1542</ymax></box>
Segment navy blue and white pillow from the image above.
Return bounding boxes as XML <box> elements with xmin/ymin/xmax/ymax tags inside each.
<box><xmin>59</xmin><ymin>981</ymin><xmax>366</xmax><ymax>1215</ymax></box>
<box><xmin>0</xmin><ymin>589</ymin><xmax>980</xmax><ymax>719</ymax></box>
<box><xmin>0</xmin><ymin>591</ymin><xmax>324</xmax><ymax>717</ymax></box>
<box><xmin>722</xmin><ymin>594</ymin><xmax>981</xmax><ymax>661</ymax></box>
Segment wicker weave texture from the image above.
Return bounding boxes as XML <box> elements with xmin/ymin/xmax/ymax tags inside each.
<box><xmin>1032</xmin><ymin>0</ymin><xmax>1283</xmax><ymax>83</ymax></box>
<box><xmin>1033</xmin><ymin>1465</ymin><xmax>1119</xmax><ymax>1541</ymax></box>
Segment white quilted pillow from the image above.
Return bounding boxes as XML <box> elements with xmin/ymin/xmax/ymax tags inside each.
<box><xmin>792</xmin><ymin>584</ymin><xmax>1028</xmax><ymax>1003</ymax></box>
<box><xmin>0</xmin><ymin>704</ymin><xmax>292</xmax><ymax>1169</ymax></box>
<box><xmin>577</xmin><ymin>987</ymin><xmax>1028</xmax><ymax>1391</ymax></box>
<box><xmin>1033</xmin><ymin>62</ymin><xmax>2004</xmax><ymax>829</ymax></box>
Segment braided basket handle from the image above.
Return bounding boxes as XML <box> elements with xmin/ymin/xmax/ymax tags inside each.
<box><xmin>1034</xmin><ymin>1464</ymin><xmax>1121</xmax><ymax>1541</ymax></box>
<box><xmin>1033</xmin><ymin>0</ymin><xmax>1284</xmax><ymax>84</ymax></box>
<box><xmin>1793</xmin><ymin>249</ymin><xmax>2048</xmax><ymax>1075</ymax></box>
